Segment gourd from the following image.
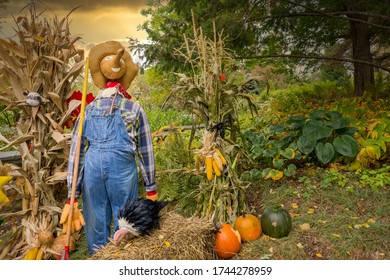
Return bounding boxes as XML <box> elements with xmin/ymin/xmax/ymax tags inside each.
<box><xmin>214</xmin><ymin>223</ymin><xmax>241</xmax><ymax>259</ymax></box>
<box><xmin>261</xmin><ymin>206</ymin><xmax>292</xmax><ymax>238</ymax></box>
<box><xmin>234</xmin><ymin>214</ymin><xmax>262</xmax><ymax>242</ymax></box>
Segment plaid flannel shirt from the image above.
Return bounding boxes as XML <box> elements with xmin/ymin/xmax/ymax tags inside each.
<box><xmin>67</xmin><ymin>91</ymin><xmax>156</xmax><ymax>199</ymax></box>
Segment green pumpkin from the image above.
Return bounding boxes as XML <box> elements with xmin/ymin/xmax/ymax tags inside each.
<box><xmin>261</xmin><ymin>206</ymin><xmax>292</xmax><ymax>238</ymax></box>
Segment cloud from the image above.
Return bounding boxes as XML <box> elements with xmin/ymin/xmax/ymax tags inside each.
<box><xmin>0</xmin><ymin>0</ymin><xmax>149</xmax><ymax>44</ymax></box>
<box><xmin>1</xmin><ymin>0</ymin><xmax>147</xmax><ymax>14</ymax></box>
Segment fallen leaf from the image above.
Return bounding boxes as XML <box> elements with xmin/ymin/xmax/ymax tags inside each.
<box><xmin>348</xmin><ymin>225</ymin><xmax>353</xmax><ymax>229</ymax></box>
<box><xmin>344</xmin><ymin>208</ymin><xmax>350</xmax><ymax>211</ymax></box>
<box><xmin>296</xmin><ymin>243</ymin><xmax>304</xmax><ymax>249</ymax></box>
<box><xmin>299</xmin><ymin>223</ymin><xmax>311</xmax><ymax>231</ymax></box>
<box><xmin>362</xmin><ymin>223</ymin><xmax>370</xmax><ymax>228</ymax></box>
<box><xmin>289</xmin><ymin>212</ymin><xmax>300</xmax><ymax>218</ymax></box>
<box><xmin>307</xmin><ymin>208</ymin><xmax>315</xmax><ymax>214</ymax></box>
<box><xmin>269</xmin><ymin>247</ymin><xmax>273</xmax><ymax>253</ymax></box>
<box><xmin>292</xmin><ymin>203</ymin><xmax>299</xmax><ymax>209</ymax></box>
<box><xmin>367</xmin><ymin>219</ymin><xmax>375</xmax><ymax>224</ymax></box>
<box><xmin>262</xmin><ymin>235</ymin><xmax>271</xmax><ymax>242</ymax></box>
<box><xmin>317</xmin><ymin>220</ymin><xmax>327</xmax><ymax>224</ymax></box>
<box><xmin>315</xmin><ymin>253</ymin><xmax>323</xmax><ymax>258</ymax></box>
<box><xmin>164</xmin><ymin>241</ymin><xmax>171</xmax><ymax>247</ymax></box>
<box><xmin>354</xmin><ymin>224</ymin><xmax>362</xmax><ymax>229</ymax></box>
<box><xmin>331</xmin><ymin>233</ymin><xmax>341</xmax><ymax>238</ymax></box>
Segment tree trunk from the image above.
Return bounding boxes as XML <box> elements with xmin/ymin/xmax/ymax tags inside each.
<box><xmin>348</xmin><ymin>13</ymin><xmax>375</xmax><ymax>97</ymax></box>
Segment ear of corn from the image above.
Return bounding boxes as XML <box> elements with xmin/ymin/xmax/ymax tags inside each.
<box><xmin>206</xmin><ymin>156</ymin><xmax>213</xmax><ymax>180</ymax></box>
<box><xmin>35</xmin><ymin>248</ymin><xmax>43</xmax><ymax>260</ymax></box>
<box><xmin>212</xmin><ymin>152</ymin><xmax>223</xmax><ymax>171</ymax></box>
<box><xmin>212</xmin><ymin>159</ymin><xmax>221</xmax><ymax>177</ymax></box>
<box><xmin>24</xmin><ymin>247</ymin><xmax>40</xmax><ymax>260</ymax></box>
<box><xmin>216</xmin><ymin>149</ymin><xmax>227</xmax><ymax>165</ymax></box>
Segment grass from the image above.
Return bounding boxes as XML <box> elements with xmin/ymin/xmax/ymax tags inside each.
<box><xmin>67</xmin><ymin>167</ymin><xmax>389</xmax><ymax>260</ymax></box>
<box><xmin>1</xmin><ymin>168</ymin><xmax>388</xmax><ymax>260</ymax></box>
<box><xmin>236</xmin><ymin>168</ymin><xmax>390</xmax><ymax>260</ymax></box>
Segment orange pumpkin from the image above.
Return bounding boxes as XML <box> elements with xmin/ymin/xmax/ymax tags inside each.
<box><xmin>234</xmin><ymin>214</ymin><xmax>262</xmax><ymax>242</ymax></box>
<box><xmin>214</xmin><ymin>223</ymin><xmax>241</xmax><ymax>259</ymax></box>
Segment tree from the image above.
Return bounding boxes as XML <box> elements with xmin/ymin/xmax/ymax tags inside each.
<box><xmin>139</xmin><ymin>0</ymin><xmax>390</xmax><ymax>96</ymax></box>
<box><xmin>248</xmin><ymin>0</ymin><xmax>390</xmax><ymax>97</ymax></box>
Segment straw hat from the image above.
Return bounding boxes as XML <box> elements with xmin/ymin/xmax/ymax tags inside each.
<box><xmin>89</xmin><ymin>41</ymin><xmax>138</xmax><ymax>89</ymax></box>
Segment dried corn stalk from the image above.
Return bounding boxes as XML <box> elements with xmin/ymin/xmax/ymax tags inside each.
<box><xmin>0</xmin><ymin>4</ymin><xmax>84</xmax><ymax>259</ymax></box>
<box><xmin>194</xmin><ymin>131</ymin><xmax>248</xmax><ymax>222</ymax></box>
<box><xmin>171</xmin><ymin>15</ymin><xmax>252</xmax><ymax>223</ymax></box>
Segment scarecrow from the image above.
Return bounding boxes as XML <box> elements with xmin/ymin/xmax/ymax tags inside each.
<box><xmin>60</xmin><ymin>41</ymin><xmax>158</xmax><ymax>256</ymax></box>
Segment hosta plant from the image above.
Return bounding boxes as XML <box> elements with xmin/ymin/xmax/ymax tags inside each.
<box><xmin>244</xmin><ymin>109</ymin><xmax>360</xmax><ymax>181</ymax></box>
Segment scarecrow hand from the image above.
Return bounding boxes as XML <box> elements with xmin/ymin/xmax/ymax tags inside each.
<box><xmin>146</xmin><ymin>191</ymin><xmax>158</xmax><ymax>201</ymax></box>
<box><xmin>113</xmin><ymin>228</ymin><xmax>131</xmax><ymax>245</ymax></box>
<box><xmin>60</xmin><ymin>200</ymin><xmax>86</xmax><ymax>234</ymax></box>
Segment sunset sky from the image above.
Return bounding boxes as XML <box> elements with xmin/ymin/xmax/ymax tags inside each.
<box><xmin>0</xmin><ymin>0</ymin><xmax>149</xmax><ymax>50</ymax></box>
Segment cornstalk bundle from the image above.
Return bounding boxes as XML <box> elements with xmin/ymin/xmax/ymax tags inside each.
<box><xmin>171</xmin><ymin>14</ymin><xmax>255</xmax><ymax>223</ymax></box>
<box><xmin>0</xmin><ymin>4</ymin><xmax>84</xmax><ymax>259</ymax></box>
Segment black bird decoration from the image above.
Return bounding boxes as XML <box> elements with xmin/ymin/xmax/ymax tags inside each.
<box><xmin>117</xmin><ymin>198</ymin><xmax>168</xmax><ymax>237</ymax></box>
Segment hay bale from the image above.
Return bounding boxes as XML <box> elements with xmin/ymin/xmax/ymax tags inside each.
<box><xmin>90</xmin><ymin>211</ymin><xmax>216</xmax><ymax>260</ymax></box>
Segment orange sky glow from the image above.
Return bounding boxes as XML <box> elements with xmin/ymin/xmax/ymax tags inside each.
<box><xmin>0</xmin><ymin>0</ymin><xmax>149</xmax><ymax>51</ymax></box>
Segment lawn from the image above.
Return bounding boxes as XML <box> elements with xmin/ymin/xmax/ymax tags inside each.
<box><xmin>65</xmin><ymin>167</ymin><xmax>390</xmax><ymax>260</ymax></box>
<box><xmin>236</xmin><ymin>168</ymin><xmax>389</xmax><ymax>260</ymax></box>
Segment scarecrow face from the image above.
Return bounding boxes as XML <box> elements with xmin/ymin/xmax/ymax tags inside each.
<box><xmin>100</xmin><ymin>49</ymin><xmax>126</xmax><ymax>80</ymax></box>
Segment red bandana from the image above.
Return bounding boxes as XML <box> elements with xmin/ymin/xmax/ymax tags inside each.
<box><xmin>105</xmin><ymin>81</ymin><xmax>132</xmax><ymax>100</ymax></box>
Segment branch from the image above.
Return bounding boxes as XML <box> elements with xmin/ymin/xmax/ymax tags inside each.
<box><xmin>247</xmin><ymin>0</ymin><xmax>390</xmax><ymax>31</ymax></box>
<box><xmin>236</xmin><ymin>54</ymin><xmax>390</xmax><ymax>72</ymax></box>
<box><xmin>285</xmin><ymin>0</ymin><xmax>390</xmax><ymax>30</ymax></box>
<box><xmin>248</xmin><ymin>13</ymin><xmax>390</xmax><ymax>31</ymax></box>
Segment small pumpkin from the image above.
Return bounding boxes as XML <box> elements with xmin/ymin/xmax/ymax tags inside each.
<box><xmin>214</xmin><ymin>223</ymin><xmax>241</xmax><ymax>259</ymax></box>
<box><xmin>38</xmin><ymin>230</ymin><xmax>54</xmax><ymax>246</ymax></box>
<box><xmin>261</xmin><ymin>206</ymin><xmax>292</xmax><ymax>238</ymax></box>
<box><xmin>234</xmin><ymin>213</ymin><xmax>262</xmax><ymax>242</ymax></box>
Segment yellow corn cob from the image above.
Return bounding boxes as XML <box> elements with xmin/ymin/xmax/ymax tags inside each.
<box><xmin>35</xmin><ymin>248</ymin><xmax>43</xmax><ymax>260</ymax></box>
<box><xmin>24</xmin><ymin>247</ymin><xmax>39</xmax><ymax>260</ymax></box>
<box><xmin>212</xmin><ymin>159</ymin><xmax>221</xmax><ymax>177</ymax></box>
<box><xmin>205</xmin><ymin>156</ymin><xmax>213</xmax><ymax>180</ymax></box>
<box><xmin>212</xmin><ymin>152</ymin><xmax>223</xmax><ymax>171</ymax></box>
<box><xmin>216</xmin><ymin>149</ymin><xmax>227</xmax><ymax>165</ymax></box>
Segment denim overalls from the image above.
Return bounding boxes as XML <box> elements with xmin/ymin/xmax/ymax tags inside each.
<box><xmin>82</xmin><ymin>94</ymin><xmax>139</xmax><ymax>254</ymax></box>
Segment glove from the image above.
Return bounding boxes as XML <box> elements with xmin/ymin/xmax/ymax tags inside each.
<box><xmin>146</xmin><ymin>191</ymin><xmax>158</xmax><ymax>201</ymax></box>
<box><xmin>60</xmin><ymin>200</ymin><xmax>86</xmax><ymax>234</ymax></box>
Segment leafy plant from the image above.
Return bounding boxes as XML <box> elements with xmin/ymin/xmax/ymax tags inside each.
<box><xmin>356</xmin><ymin>165</ymin><xmax>390</xmax><ymax>192</ymax></box>
<box><xmin>243</xmin><ymin>109</ymin><xmax>360</xmax><ymax>181</ymax></box>
<box><xmin>353</xmin><ymin>116</ymin><xmax>390</xmax><ymax>168</ymax></box>
<box><xmin>290</xmin><ymin>110</ymin><xmax>359</xmax><ymax>164</ymax></box>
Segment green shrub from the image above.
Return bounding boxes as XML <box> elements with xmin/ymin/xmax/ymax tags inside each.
<box><xmin>243</xmin><ymin>109</ymin><xmax>360</xmax><ymax>181</ymax></box>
